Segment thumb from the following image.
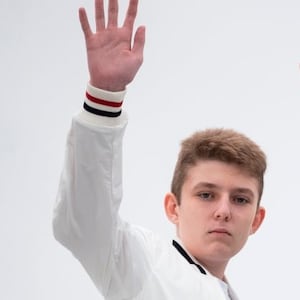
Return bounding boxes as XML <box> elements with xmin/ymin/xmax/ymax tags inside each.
<box><xmin>132</xmin><ymin>26</ymin><xmax>146</xmax><ymax>56</ymax></box>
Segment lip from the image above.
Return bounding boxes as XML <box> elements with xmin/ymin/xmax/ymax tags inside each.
<box><xmin>208</xmin><ymin>228</ymin><xmax>231</xmax><ymax>236</ymax></box>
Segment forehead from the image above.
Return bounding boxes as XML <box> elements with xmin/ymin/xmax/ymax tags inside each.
<box><xmin>183</xmin><ymin>160</ymin><xmax>260</xmax><ymax>198</ymax></box>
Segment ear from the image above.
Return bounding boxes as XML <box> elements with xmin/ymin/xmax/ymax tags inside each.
<box><xmin>164</xmin><ymin>192</ymin><xmax>180</xmax><ymax>225</ymax></box>
<box><xmin>250</xmin><ymin>206</ymin><xmax>266</xmax><ymax>235</ymax></box>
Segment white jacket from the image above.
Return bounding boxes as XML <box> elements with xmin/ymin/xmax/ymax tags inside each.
<box><xmin>53</xmin><ymin>87</ymin><xmax>239</xmax><ymax>300</ymax></box>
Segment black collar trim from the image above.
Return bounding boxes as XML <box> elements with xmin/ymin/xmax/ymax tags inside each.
<box><xmin>172</xmin><ymin>240</ymin><xmax>207</xmax><ymax>275</ymax></box>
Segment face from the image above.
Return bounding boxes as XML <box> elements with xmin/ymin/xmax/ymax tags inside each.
<box><xmin>165</xmin><ymin>160</ymin><xmax>265</xmax><ymax>269</ymax></box>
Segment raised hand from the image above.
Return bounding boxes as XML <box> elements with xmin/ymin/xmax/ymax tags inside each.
<box><xmin>79</xmin><ymin>0</ymin><xmax>145</xmax><ymax>91</ymax></box>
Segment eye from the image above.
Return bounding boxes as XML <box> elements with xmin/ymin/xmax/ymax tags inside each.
<box><xmin>233</xmin><ymin>196</ymin><xmax>250</xmax><ymax>205</ymax></box>
<box><xmin>198</xmin><ymin>192</ymin><xmax>213</xmax><ymax>200</ymax></box>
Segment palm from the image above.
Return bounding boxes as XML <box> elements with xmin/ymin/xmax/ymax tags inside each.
<box><xmin>86</xmin><ymin>28</ymin><xmax>140</xmax><ymax>90</ymax></box>
<box><xmin>79</xmin><ymin>0</ymin><xmax>145</xmax><ymax>91</ymax></box>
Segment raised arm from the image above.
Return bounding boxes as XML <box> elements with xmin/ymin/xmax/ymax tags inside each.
<box><xmin>79</xmin><ymin>0</ymin><xmax>145</xmax><ymax>91</ymax></box>
<box><xmin>53</xmin><ymin>1</ymin><xmax>149</xmax><ymax>298</ymax></box>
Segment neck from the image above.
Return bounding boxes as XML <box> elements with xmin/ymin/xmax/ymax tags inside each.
<box><xmin>173</xmin><ymin>239</ymin><xmax>228</xmax><ymax>279</ymax></box>
<box><xmin>197</xmin><ymin>258</ymin><xmax>228</xmax><ymax>280</ymax></box>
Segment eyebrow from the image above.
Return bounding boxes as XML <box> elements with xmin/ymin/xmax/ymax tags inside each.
<box><xmin>192</xmin><ymin>182</ymin><xmax>255</xmax><ymax>198</ymax></box>
<box><xmin>193</xmin><ymin>182</ymin><xmax>218</xmax><ymax>190</ymax></box>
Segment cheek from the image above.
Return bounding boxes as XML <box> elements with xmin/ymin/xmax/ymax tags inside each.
<box><xmin>179</xmin><ymin>204</ymin><xmax>208</xmax><ymax>232</ymax></box>
<box><xmin>178</xmin><ymin>203</ymin><xmax>197</xmax><ymax>224</ymax></box>
<box><xmin>236</xmin><ymin>214</ymin><xmax>257</xmax><ymax>236</ymax></box>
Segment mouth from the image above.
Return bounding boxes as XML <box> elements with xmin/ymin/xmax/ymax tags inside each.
<box><xmin>208</xmin><ymin>229</ymin><xmax>231</xmax><ymax>236</ymax></box>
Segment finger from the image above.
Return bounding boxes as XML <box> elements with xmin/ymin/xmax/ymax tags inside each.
<box><xmin>79</xmin><ymin>7</ymin><xmax>93</xmax><ymax>38</ymax></box>
<box><xmin>107</xmin><ymin>0</ymin><xmax>119</xmax><ymax>28</ymax></box>
<box><xmin>123</xmin><ymin>0</ymin><xmax>138</xmax><ymax>30</ymax></box>
<box><xmin>95</xmin><ymin>0</ymin><xmax>105</xmax><ymax>31</ymax></box>
<box><xmin>132</xmin><ymin>26</ymin><xmax>145</xmax><ymax>57</ymax></box>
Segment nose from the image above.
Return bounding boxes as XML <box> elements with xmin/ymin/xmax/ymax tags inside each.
<box><xmin>213</xmin><ymin>197</ymin><xmax>232</xmax><ymax>222</ymax></box>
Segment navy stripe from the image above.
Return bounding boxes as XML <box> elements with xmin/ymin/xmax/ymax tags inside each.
<box><xmin>83</xmin><ymin>102</ymin><xmax>122</xmax><ymax>118</ymax></box>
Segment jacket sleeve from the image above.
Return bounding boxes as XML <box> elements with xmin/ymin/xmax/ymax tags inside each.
<box><xmin>52</xmin><ymin>87</ymin><xmax>152</xmax><ymax>298</ymax></box>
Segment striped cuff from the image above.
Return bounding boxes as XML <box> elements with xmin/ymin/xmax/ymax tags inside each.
<box><xmin>83</xmin><ymin>83</ymin><xmax>126</xmax><ymax>118</ymax></box>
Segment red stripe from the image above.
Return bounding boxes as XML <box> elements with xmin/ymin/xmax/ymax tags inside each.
<box><xmin>86</xmin><ymin>92</ymin><xmax>123</xmax><ymax>108</ymax></box>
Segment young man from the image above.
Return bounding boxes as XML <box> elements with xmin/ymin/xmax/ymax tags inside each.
<box><xmin>53</xmin><ymin>0</ymin><xmax>266</xmax><ymax>299</ymax></box>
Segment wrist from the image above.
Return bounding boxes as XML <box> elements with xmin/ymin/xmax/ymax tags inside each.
<box><xmin>83</xmin><ymin>83</ymin><xmax>126</xmax><ymax>118</ymax></box>
<box><xmin>89</xmin><ymin>79</ymin><xmax>126</xmax><ymax>92</ymax></box>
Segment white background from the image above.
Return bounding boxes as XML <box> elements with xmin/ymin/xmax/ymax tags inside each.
<box><xmin>1</xmin><ymin>0</ymin><xmax>300</xmax><ymax>299</ymax></box>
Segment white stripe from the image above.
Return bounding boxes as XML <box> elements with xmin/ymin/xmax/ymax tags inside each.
<box><xmin>87</xmin><ymin>83</ymin><xmax>126</xmax><ymax>103</ymax></box>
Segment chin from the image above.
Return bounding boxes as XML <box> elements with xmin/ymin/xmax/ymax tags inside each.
<box><xmin>207</xmin><ymin>245</ymin><xmax>237</xmax><ymax>262</ymax></box>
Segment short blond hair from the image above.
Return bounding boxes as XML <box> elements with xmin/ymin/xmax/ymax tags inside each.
<box><xmin>171</xmin><ymin>128</ymin><xmax>267</xmax><ymax>204</ymax></box>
